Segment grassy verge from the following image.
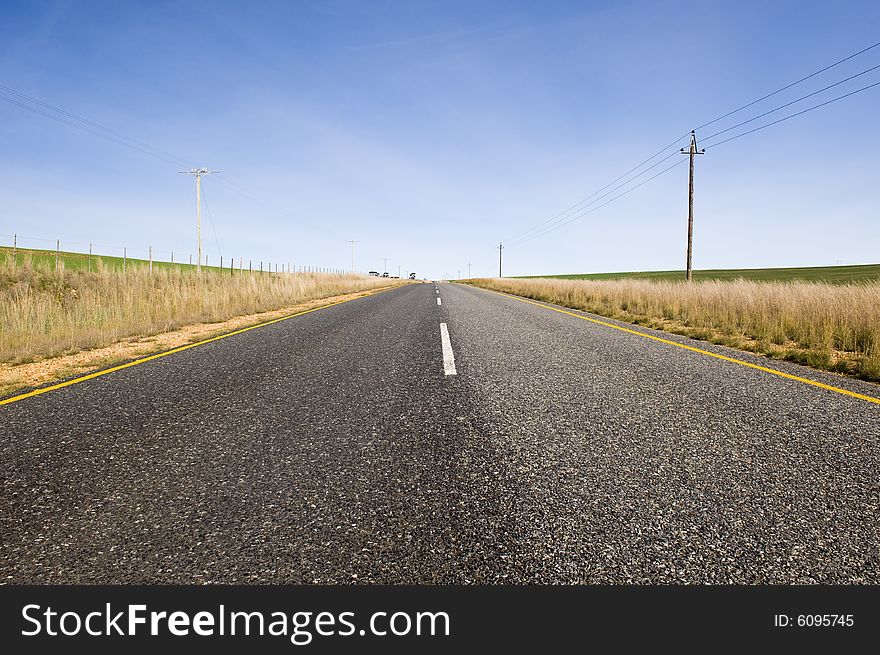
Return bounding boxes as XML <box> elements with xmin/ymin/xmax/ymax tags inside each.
<box><xmin>1</xmin><ymin>257</ymin><xmax>403</xmax><ymax>394</ymax></box>
<box><xmin>0</xmin><ymin>244</ymin><xmax>234</xmax><ymax>273</ymax></box>
<box><xmin>464</xmin><ymin>277</ymin><xmax>880</xmax><ymax>383</ymax></box>
<box><xmin>520</xmin><ymin>263</ymin><xmax>880</xmax><ymax>284</ymax></box>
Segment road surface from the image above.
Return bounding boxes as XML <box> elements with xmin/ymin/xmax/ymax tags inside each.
<box><xmin>2</xmin><ymin>283</ymin><xmax>878</xmax><ymax>583</ymax></box>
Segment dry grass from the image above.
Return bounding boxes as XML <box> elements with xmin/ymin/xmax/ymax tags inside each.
<box><xmin>1</xmin><ymin>256</ymin><xmax>400</xmax><ymax>365</ymax></box>
<box><xmin>466</xmin><ymin>277</ymin><xmax>880</xmax><ymax>382</ymax></box>
<box><xmin>0</xmin><ymin>287</ymin><xmax>387</xmax><ymax>397</ymax></box>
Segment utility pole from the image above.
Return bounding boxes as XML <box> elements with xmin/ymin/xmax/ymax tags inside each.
<box><xmin>680</xmin><ymin>131</ymin><xmax>705</xmax><ymax>282</ymax></box>
<box><xmin>468</xmin><ymin>262</ymin><xmax>471</xmax><ymax>279</ymax></box>
<box><xmin>498</xmin><ymin>242</ymin><xmax>504</xmax><ymax>278</ymax></box>
<box><xmin>179</xmin><ymin>167</ymin><xmax>219</xmax><ymax>272</ymax></box>
<box><xmin>383</xmin><ymin>258</ymin><xmax>389</xmax><ymax>275</ymax></box>
<box><xmin>348</xmin><ymin>240</ymin><xmax>359</xmax><ymax>273</ymax></box>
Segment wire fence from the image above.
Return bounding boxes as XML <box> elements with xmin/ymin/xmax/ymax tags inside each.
<box><xmin>0</xmin><ymin>232</ymin><xmax>350</xmax><ymax>276</ymax></box>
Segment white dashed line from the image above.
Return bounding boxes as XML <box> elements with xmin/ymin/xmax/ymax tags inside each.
<box><xmin>437</xmin><ymin>297</ymin><xmax>442</xmax><ymax>306</ymax></box>
<box><xmin>439</xmin><ymin>323</ymin><xmax>457</xmax><ymax>376</ymax></box>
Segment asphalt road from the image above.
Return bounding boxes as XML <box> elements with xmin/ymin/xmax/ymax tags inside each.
<box><xmin>1</xmin><ymin>282</ymin><xmax>878</xmax><ymax>583</ymax></box>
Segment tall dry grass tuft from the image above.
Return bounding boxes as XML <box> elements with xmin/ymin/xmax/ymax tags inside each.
<box><xmin>0</xmin><ymin>259</ymin><xmax>396</xmax><ymax>364</ymax></box>
<box><xmin>468</xmin><ymin>277</ymin><xmax>880</xmax><ymax>382</ymax></box>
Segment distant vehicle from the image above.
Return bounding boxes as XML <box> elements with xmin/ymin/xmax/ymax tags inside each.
<box><xmin>368</xmin><ymin>271</ymin><xmax>379</xmax><ymax>276</ymax></box>
<box><xmin>382</xmin><ymin>272</ymin><xmax>389</xmax><ymax>278</ymax></box>
<box><xmin>409</xmin><ymin>272</ymin><xmax>416</xmax><ymax>280</ymax></box>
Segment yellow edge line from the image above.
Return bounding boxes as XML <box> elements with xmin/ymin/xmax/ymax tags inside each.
<box><xmin>480</xmin><ymin>287</ymin><xmax>880</xmax><ymax>407</ymax></box>
<box><xmin>0</xmin><ymin>286</ymin><xmax>397</xmax><ymax>408</ymax></box>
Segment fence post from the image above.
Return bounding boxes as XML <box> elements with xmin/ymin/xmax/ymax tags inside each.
<box><xmin>189</xmin><ymin>253</ymin><xmax>192</xmax><ymax>266</ymax></box>
<box><xmin>124</xmin><ymin>247</ymin><xmax>127</xmax><ymax>273</ymax></box>
<box><xmin>55</xmin><ymin>239</ymin><xmax>60</xmax><ymax>272</ymax></box>
<box><xmin>220</xmin><ymin>255</ymin><xmax>223</xmax><ymax>269</ymax></box>
<box><xmin>260</xmin><ymin>261</ymin><xmax>263</xmax><ymax>273</ymax></box>
<box><xmin>171</xmin><ymin>251</ymin><xmax>174</xmax><ymax>264</ymax></box>
<box><xmin>205</xmin><ymin>255</ymin><xmax>209</xmax><ymax>268</ymax></box>
<box><xmin>149</xmin><ymin>246</ymin><xmax>153</xmax><ymax>274</ymax></box>
<box><xmin>89</xmin><ymin>243</ymin><xmax>93</xmax><ymax>272</ymax></box>
<box><xmin>249</xmin><ymin>259</ymin><xmax>252</xmax><ymax>273</ymax></box>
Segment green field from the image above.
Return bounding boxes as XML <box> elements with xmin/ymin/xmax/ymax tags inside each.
<box><xmin>0</xmin><ymin>246</ymin><xmax>265</xmax><ymax>274</ymax></box>
<box><xmin>519</xmin><ymin>264</ymin><xmax>880</xmax><ymax>284</ymax></box>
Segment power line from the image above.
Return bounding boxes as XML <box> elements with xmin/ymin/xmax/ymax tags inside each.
<box><xmin>693</xmin><ymin>39</ymin><xmax>880</xmax><ymax>132</ymax></box>
<box><xmin>210</xmin><ymin>173</ymin><xmax>346</xmax><ymax>240</ymax></box>
<box><xmin>706</xmin><ymin>80</ymin><xmax>880</xmax><ymax>150</ymax></box>
<box><xmin>512</xmin><ymin>75</ymin><xmax>879</xmax><ymax>248</ymax></box>
<box><xmin>501</xmin><ymin>132</ymin><xmax>690</xmax><ymax>243</ymax></box>
<box><xmin>701</xmin><ymin>62</ymin><xmax>880</xmax><ymax>144</ymax></box>
<box><xmin>511</xmin><ymin>159</ymin><xmax>687</xmax><ymax>246</ymax></box>
<box><xmin>0</xmin><ymin>85</ymin><xmax>192</xmax><ymax>167</ymax></box>
<box><xmin>0</xmin><ymin>93</ymin><xmax>190</xmax><ymax>166</ymax></box>
<box><xmin>199</xmin><ymin>180</ymin><xmax>223</xmax><ymax>258</ymax></box>
<box><xmin>0</xmin><ymin>84</ymin><xmax>342</xmax><ymax>241</ymax></box>
<box><xmin>501</xmin><ymin>39</ymin><xmax>880</xmax><ymax>248</ymax></box>
<box><xmin>504</xmin><ymin>149</ymin><xmax>684</xmax><ymax>246</ymax></box>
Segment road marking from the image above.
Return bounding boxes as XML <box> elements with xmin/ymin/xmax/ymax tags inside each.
<box><xmin>482</xmin><ymin>288</ymin><xmax>880</xmax><ymax>407</ymax></box>
<box><xmin>439</xmin><ymin>322</ymin><xmax>457</xmax><ymax>376</ymax></box>
<box><xmin>437</xmin><ymin>298</ymin><xmax>442</xmax><ymax>306</ymax></box>
<box><xmin>0</xmin><ymin>286</ymin><xmax>398</xmax><ymax>408</ymax></box>
<box><xmin>436</xmin><ymin>289</ymin><xmax>439</xmax><ymax>294</ymax></box>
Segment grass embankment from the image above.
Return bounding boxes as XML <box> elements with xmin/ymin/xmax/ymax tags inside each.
<box><xmin>465</xmin><ymin>277</ymin><xmax>880</xmax><ymax>382</ymax></box>
<box><xmin>0</xmin><ymin>245</ymin><xmax>283</xmax><ymax>273</ymax></box>
<box><xmin>1</xmin><ymin>257</ymin><xmax>400</xmax><ymax>396</ymax></box>
<box><xmin>523</xmin><ymin>263</ymin><xmax>880</xmax><ymax>284</ymax></box>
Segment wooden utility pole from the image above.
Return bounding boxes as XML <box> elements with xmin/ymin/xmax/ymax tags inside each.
<box><xmin>178</xmin><ymin>167</ymin><xmax>218</xmax><ymax>272</ymax></box>
<box><xmin>681</xmin><ymin>131</ymin><xmax>705</xmax><ymax>282</ymax></box>
<box><xmin>498</xmin><ymin>242</ymin><xmax>504</xmax><ymax>278</ymax></box>
<box><xmin>348</xmin><ymin>240</ymin><xmax>359</xmax><ymax>273</ymax></box>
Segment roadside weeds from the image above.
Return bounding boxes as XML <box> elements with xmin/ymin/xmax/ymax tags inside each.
<box><xmin>0</xmin><ymin>286</ymin><xmax>393</xmax><ymax>399</ymax></box>
<box><xmin>463</xmin><ymin>277</ymin><xmax>880</xmax><ymax>385</ymax></box>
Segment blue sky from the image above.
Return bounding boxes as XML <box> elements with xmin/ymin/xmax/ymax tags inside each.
<box><xmin>1</xmin><ymin>0</ymin><xmax>878</xmax><ymax>278</ymax></box>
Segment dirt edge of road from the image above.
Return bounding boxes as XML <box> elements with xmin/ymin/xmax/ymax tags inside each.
<box><xmin>0</xmin><ymin>285</ymin><xmax>397</xmax><ymax>400</ymax></box>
